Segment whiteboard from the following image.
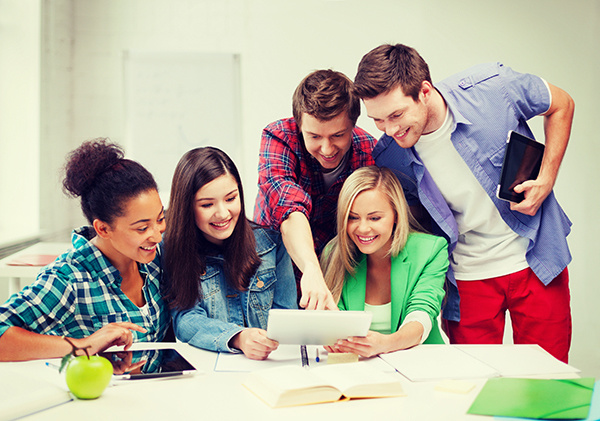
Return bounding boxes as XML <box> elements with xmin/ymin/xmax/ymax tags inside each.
<box><xmin>123</xmin><ymin>51</ymin><xmax>241</xmax><ymax>204</ymax></box>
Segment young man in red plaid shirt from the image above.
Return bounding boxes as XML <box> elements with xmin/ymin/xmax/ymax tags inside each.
<box><xmin>254</xmin><ymin>69</ymin><xmax>376</xmax><ymax>310</ymax></box>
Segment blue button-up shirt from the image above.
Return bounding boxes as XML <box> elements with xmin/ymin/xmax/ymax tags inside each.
<box><xmin>172</xmin><ymin>227</ymin><xmax>298</xmax><ymax>353</ymax></box>
<box><xmin>373</xmin><ymin>62</ymin><xmax>572</xmax><ymax>322</ymax></box>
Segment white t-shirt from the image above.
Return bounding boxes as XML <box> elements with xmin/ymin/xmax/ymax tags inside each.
<box><xmin>364</xmin><ymin>302</ymin><xmax>431</xmax><ymax>345</ymax></box>
<box><xmin>414</xmin><ymin>109</ymin><xmax>529</xmax><ymax>280</ymax></box>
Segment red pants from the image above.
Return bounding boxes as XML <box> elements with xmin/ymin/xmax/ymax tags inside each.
<box><xmin>444</xmin><ymin>268</ymin><xmax>571</xmax><ymax>363</ymax></box>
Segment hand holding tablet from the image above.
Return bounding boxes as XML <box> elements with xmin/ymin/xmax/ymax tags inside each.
<box><xmin>497</xmin><ymin>131</ymin><xmax>545</xmax><ymax>203</ymax></box>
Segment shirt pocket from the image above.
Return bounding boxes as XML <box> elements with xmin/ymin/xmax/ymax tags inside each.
<box><xmin>488</xmin><ymin>145</ymin><xmax>506</xmax><ymax>168</ymax></box>
<box><xmin>200</xmin><ymin>267</ymin><xmax>222</xmax><ymax>299</ymax></box>
<box><xmin>247</xmin><ymin>269</ymin><xmax>277</xmax><ymax>311</ymax></box>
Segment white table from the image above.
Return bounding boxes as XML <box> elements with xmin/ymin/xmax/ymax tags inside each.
<box><xmin>2</xmin><ymin>343</ymin><xmax>580</xmax><ymax>421</ymax></box>
<box><xmin>0</xmin><ymin>242</ymin><xmax>70</xmax><ymax>296</ymax></box>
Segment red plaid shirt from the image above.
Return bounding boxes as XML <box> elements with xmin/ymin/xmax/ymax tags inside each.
<box><xmin>253</xmin><ymin>118</ymin><xmax>375</xmax><ymax>256</ymax></box>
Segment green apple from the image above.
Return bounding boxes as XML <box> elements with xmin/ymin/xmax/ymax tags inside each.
<box><xmin>65</xmin><ymin>355</ymin><xmax>113</xmax><ymax>399</ymax></box>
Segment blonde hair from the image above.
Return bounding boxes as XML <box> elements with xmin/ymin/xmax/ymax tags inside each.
<box><xmin>321</xmin><ymin>166</ymin><xmax>419</xmax><ymax>301</ymax></box>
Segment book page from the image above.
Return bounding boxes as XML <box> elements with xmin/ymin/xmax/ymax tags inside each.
<box><xmin>242</xmin><ymin>365</ymin><xmax>342</xmax><ymax>408</ymax></box>
<box><xmin>310</xmin><ymin>362</ymin><xmax>405</xmax><ymax>398</ymax></box>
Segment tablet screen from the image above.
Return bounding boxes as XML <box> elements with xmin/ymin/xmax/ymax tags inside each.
<box><xmin>497</xmin><ymin>131</ymin><xmax>545</xmax><ymax>203</ymax></box>
<box><xmin>99</xmin><ymin>348</ymin><xmax>196</xmax><ymax>379</ymax></box>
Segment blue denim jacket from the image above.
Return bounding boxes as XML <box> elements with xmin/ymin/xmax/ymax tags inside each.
<box><xmin>172</xmin><ymin>227</ymin><xmax>297</xmax><ymax>352</ymax></box>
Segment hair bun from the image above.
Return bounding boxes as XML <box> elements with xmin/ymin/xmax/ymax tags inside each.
<box><xmin>63</xmin><ymin>138</ymin><xmax>124</xmax><ymax>198</ymax></box>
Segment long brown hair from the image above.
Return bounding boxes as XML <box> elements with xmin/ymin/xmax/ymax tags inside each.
<box><xmin>163</xmin><ymin>147</ymin><xmax>261</xmax><ymax>310</ymax></box>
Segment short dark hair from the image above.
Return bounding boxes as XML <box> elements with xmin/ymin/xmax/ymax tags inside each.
<box><xmin>62</xmin><ymin>138</ymin><xmax>157</xmax><ymax>225</ymax></box>
<box><xmin>354</xmin><ymin>44</ymin><xmax>432</xmax><ymax>101</ymax></box>
<box><xmin>292</xmin><ymin>69</ymin><xmax>360</xmax><ymax>129</ymax></box>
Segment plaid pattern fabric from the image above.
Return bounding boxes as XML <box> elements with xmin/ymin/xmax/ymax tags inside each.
<box><xmin>253</xmin><ymin>118</ymin><xmax>375</xmax><ymax>256</ymax></box>
<box><xmin>0</xmin><ymin>226</ymin><xmax>170</xmax><ymax>342</ymax></box>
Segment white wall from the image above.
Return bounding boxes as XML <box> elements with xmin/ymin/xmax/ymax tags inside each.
<box><xmin>30</xmin><ymin>0</ymin><xmax>600</xmax><ymax>376</ymax></box>
<box><xmin>0</xmin><ymin>0</ymin><xmax>41</xmax><ymax>245</ymax></box>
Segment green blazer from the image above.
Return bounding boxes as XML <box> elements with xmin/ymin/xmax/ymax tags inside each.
<box><xmin>338</xmin><ymin>233</ymin><xmax>449</xmax><ymax>344</ymax></box>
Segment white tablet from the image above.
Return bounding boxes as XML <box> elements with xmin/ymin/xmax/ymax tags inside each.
<box><xmin>266</xmin><ymin>309</ymin><xmax>372</xmax><ymax>345</ymax></box>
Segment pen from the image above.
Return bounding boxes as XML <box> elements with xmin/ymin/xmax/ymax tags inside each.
<box><xmin>113</xmin><ymin>370</ymin><xmax>195</xmax><ymax>380</ymax></box>
<box><xmin>45</xmin><ymin>361</ymin><xmax>61</xmax><ymax>370</ymax></box>
<box><xmin>315</xmin><ymin>348</ymin><xmax>320</xmax><ymax>363</ymax></box>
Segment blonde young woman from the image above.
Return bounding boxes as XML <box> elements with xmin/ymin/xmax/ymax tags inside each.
<box><xmin>321</xmin><ymin>166</ymin><xmax>448</xmax><ymax>357</ymax></box>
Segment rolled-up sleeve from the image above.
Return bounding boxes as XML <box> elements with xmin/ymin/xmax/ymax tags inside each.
<box><xmin>172</xmin><ymin>305</ymin><xmax>244</xmax><ymax>353</ymax></box>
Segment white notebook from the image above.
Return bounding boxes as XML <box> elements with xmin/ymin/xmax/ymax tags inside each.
<box><xmin>379</xmin><ymin>345</ymin><xmax>499</xmax><ymax>381</ymax></box>
<box><xmin>456</xmin><ymin>344</ymin><xmax>579</xmax><ymax>377</ymax></box>
<box><xmin>379</xmin><ymin>344</ymin><xmax>579</xmax><ymax>382</ymax></box>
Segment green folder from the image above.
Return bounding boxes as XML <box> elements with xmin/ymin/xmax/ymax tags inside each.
<box><xmin>467</xmin><ymin>377</ymin><xmax>595</xmax><ymax>419</ymax></box>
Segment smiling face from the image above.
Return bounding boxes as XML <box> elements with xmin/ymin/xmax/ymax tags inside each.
<box><xmin>363</xmin><ymin>82</ymin><xmax>437</xmax><ymax>149</ymax></box>
<box><xmin>346</xmin><ymin>188</ymin><xmax>396</xmax><ymax>259</ymax></box>
<box><xmin>193</xmin><ymin>173</ymin><xmax>241</xmax><ymax>245</ymax></box>
<box><xmin>300</xmin><ymin>112</ymin><xmax>354</xmax><ymax>170</ymax></box>
<box><xmin>103</xmin><ymin>189</ymin><xmax>166</xmax><ymax>265</ymax></box>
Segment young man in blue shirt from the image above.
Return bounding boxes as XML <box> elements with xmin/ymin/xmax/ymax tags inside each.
<box><xmin>354</xmin><ymin>43</ymin><xmax>574</xmax><ymax>362</ymax></box>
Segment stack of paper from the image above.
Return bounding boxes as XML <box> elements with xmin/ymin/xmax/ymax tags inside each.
<box><xmin>378</xmin><ymin>344</ymin><xmax>580</xmax><ymax>382</ymax></box>
<box><xmin>379</xmin><ymin>345</ymin><xmax>499</xmax><ymax>381</ymax></box>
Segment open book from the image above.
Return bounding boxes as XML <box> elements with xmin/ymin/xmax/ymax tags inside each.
<box><xmin>242</xmin><ymin>361</ymin><xmax>405</xmax><ymax>408</ymax></box>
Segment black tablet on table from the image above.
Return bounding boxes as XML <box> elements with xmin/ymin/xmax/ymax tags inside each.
<box><xmin>99</xmin><ymin>348</ymin><xmax>197</xmax><ymax>380</ymax></box>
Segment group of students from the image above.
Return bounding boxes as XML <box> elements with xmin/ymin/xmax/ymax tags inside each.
<box><xmin>0</xmin><ymin>43</ymin><xmax>574</xmax><ymax>364</ymax></box>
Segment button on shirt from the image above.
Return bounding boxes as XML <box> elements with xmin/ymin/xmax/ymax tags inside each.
<box><xmin>372</xmin><ymin>63</ymin><xmax>572</xmax><ymax>321</ymax></box>
<box><xmin>0</xmin><ymin>226</ymin><xmax>170</xmax><ymax>341</ymax></box>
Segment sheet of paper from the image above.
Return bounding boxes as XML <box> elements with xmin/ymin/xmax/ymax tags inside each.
<box><xmin>214</xmin><ymin>344</ymin><xmax>325</xmax><ymax>372</ymax></box>
<box><xmin>456</xmin><ymin>344</ymin><xmax>580</xmax><ymax>377</ymax></box>
<box><xmin>379</xmin><ymin>345</ymin><xmax>499</xmax><ymax>381</ymax></box>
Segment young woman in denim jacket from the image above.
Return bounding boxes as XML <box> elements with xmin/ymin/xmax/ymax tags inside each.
<box><xmin>164</xmin><ymin>147</ymin><xmax>297</xmax><ymax>360</ymax></box>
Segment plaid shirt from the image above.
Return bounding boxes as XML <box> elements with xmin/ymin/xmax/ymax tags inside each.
<box><xmin>0</xmin><ymin>226</ymin><xmax>170</xmax><ymax>342</ymax></box>
<box><xmin>253</xmin><ymin>118</ymin><xmax>375</xmax><ymax>256</ymax></box>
